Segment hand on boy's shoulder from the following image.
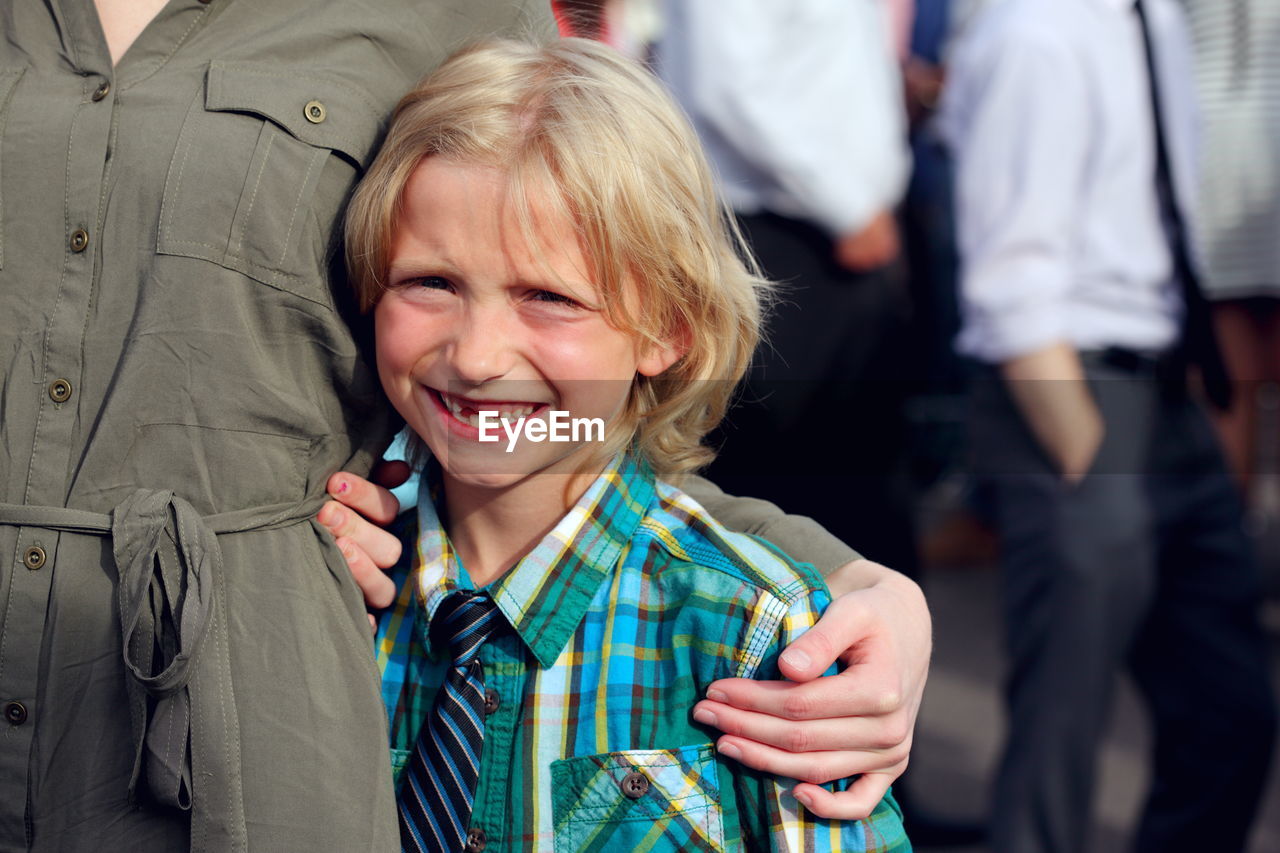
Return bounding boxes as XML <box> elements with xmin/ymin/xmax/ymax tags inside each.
<box><xmin>694</xmin><ymin>559</ymin><xmax>930</xmax><ymax>820</ymax></box>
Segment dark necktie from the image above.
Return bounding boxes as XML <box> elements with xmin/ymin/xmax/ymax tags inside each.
<box><xmin>398</xmin><ymin>592</ymin><xmax>502</xmax><ymax>853</ymax></box>
<box><xmin>1134</xmin><ymin>0</ymin><xmax>1233</xmax><ymax>410</ymax></box>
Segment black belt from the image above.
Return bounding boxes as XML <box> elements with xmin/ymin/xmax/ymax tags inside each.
<box><xmin>1086</xmin><ymin>346</ymin><xmax>1189</xmax><ymax>401</ymax></box>
<box><xmin>1093</xmin><ymin>346</ymin><xmax>1165</xmax><ymax>373</ymax></box>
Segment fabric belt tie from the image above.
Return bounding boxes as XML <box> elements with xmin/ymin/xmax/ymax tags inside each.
<box><xmin>0</xmin><ymin>490</ymin><xmax>323</xmax><ymax>853</ymax></box>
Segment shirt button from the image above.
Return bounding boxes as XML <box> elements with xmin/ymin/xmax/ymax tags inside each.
<box><xmin>48</xmin><ymin>378</ymin><xmax>73</xmax><ymax>403</ymax></box>
<box><xmin>465</xmin><ymin>827</ymin><xmax>487</xmax><ymax>852</ymax></box>
<box><xmin>91</xmin><ymin>81</ymin><xmax>111</xmax><ymax>101</ymax></box>
<box><xmin>483</xmin><ymin>689</ymin><xmax>499</xmax><ymax>715</ymax></box>
<box><xmin>22</xmin><ymin>546</ymin><xmax>47</xmax><ymax>571</ymax></box>
<box><xmin>620</xmin><ymin>770</ymin><xmax>649</xmax><ymax>799</ymax></box>
<box><xmin>3</xmin><ymin>702</ymin><xmax>27</xmax><ymax>726</ymax></box>
<box><xmin>70</xmin><ymin>229</ymin><xmax>89</xmax><ymax>253</ymax></box>
<box><xmin>304</xmin><ymin>100</ymin><xmax>326</xmax><ymax>124</ymax></box>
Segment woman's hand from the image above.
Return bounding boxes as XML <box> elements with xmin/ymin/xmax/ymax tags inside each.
<box><xmin>317</xmin><ymin>462</ymin><xmax>411</xmax><ymax>615</ymax></box>
<box><xmin>693</xmin><ymin>559</ymin><xmax>931</xmax><ymax>819</ymax></box>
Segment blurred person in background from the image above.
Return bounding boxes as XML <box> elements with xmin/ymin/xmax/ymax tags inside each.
<box><xmin>899</xmin><ymin>0</ymin><xmax>968</xmax><ymax>503</ymax></box>
<box><xmin>654</xmin><ymin>0</ymin><xmax>917</xmax><ymax>595</ymax></box>
<box><xmin>1182</xmin><ymin>0</ymin><xmax>1280</xmax><ymax>520</ymax></box>
<box><xmin>942</xmin><ymin>0</ymin><xmax>1277</xmax><ymax>851</ymax></box>
<box><xmin>902</xmin><ymin>0</ymin><xmax>957</xmax><ymax>403</ymax></box>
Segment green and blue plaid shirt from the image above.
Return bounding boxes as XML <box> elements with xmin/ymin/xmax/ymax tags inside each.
<box><xmin>375</xmin><ymin>453</ymin><xmax>909</xmax><ymax>852</ymax></box>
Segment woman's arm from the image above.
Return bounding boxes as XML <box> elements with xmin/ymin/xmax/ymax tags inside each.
<box><xmin>728</xmin><ymin>574</ymin><xmax>912</xmax><ymax>850</ymax></box>
<box><xmin>321</xmin><ymin>468</ymin><xmax>932</xmax><ymax>820</ymax></box>
<box><xmin>700</xmin><ymin>557</ymin><xmax>929</xmax><ymax>819</ymax></box>
<box><xmin>682</xmin><ymin>474</ymin><xmax>859</xmax><ymax>573</ymax></box>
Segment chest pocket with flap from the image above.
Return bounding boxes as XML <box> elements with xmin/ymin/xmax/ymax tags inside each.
<box><xmin>157</xmin><ymin>62</ymin><xmax>381</xmax><ymax>305</ymax></box>
<box><xmin>551</xmin><ymin>744</ymin><xmax>727</xmax><ymax>852</ymax></box>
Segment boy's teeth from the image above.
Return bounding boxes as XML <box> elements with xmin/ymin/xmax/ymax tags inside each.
<box><xmin>440</xmin><ymin>393</ymin><xmax>536</xmax><ymax>424</ymax></box>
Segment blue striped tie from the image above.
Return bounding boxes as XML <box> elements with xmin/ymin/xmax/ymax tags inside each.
<box><xmin>398</xmin><ymin>592</ymin><xmax>502</xmax><ymax>853</ymax></box>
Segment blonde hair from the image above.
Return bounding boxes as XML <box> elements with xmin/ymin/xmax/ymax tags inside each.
<box><xmin>346</xmin><ymin>37</ymin><xmax>770</xmax><ymax>480</ymax></box>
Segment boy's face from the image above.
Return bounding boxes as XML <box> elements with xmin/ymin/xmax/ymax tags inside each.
<box><xmin>375</xmin><ymin>157</ymin><xmax>679</xmax><ymax>490</ymax></box>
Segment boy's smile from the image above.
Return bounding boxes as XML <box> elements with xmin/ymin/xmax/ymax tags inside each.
<box><xmin>374</xmin><ymin>157</ymin><xmax>679</xmax><ymax>493</ymax></box>
<box><xmin>429</xmin><ymin>388</ymin><xmax>547</xmax><ymax>436</ymax></box>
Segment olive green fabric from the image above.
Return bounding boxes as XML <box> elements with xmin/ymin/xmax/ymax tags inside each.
<box><xmin>0</xmin><ymin>2</ymin><xmax>554</xmax><ymax>851</ymax></box>
<box><xmin>683</xmin><ymin>477</ymin><xmax>860</xmax><ymax>575</ymax></box>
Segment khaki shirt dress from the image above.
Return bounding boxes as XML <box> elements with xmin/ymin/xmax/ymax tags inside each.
<box><xmin>0</xmin><ymin>2</ymin><xmax>553</xmax><ymax>850</ymax></box>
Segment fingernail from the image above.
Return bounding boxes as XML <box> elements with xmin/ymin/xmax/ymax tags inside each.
<box><xmin>794</xmin><ymin>790</ymin><xmax>813</xmax><ymax>808</ymax></box>
<box><xmin>781</xmin><ymin>648</ymin><xmax>812</xmax><ymax>672</ymax></box>
<box><xmin>716</xmin><ymin>741</ymin><xmax>741</xmax><ymax>761</ymax></box>
<box><xmin>692</xmin><ymin>708</ymin><xmax>716</xmax><ymax>727</ymax></box>
<box><xmin>706</xmin><ymin>688</ymin><xmax>728</xmax><ymax>703</ymax></box>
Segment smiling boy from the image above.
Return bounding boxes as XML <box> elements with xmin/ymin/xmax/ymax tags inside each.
<box><xmin>372</xmin><ymin>157</ymin><xmax>681</xmax><ymax>540</ymax></box>
<box><xmin>347</xmin><ymin>38</ymin><xmax>910</xmax><ymax>852</ymax></box>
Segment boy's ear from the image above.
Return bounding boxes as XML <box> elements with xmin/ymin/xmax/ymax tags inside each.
<box><xmin>637</xmin><ymin>327</ymin><xmax>689</xmax><ymax>378</ymax></box>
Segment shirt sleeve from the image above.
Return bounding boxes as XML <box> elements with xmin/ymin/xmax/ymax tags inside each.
<box><xmin>672</xmin><ymin>0</ymin><xmax>910</xmax><ymax>236</ymax></box>
<box><xmin>732</xmin><ymin>580</ymin><xmax>910</xmax><ymax>852</ymax></box>
<box><xmin>944</xmin><ymin>26</ymin><xmax>1092</xmax><ymax>362</ymax></box>
<box><xmin>682</xmin><ymin>475</ymin><xmax>861</xmax><ymax>575</ymax></box>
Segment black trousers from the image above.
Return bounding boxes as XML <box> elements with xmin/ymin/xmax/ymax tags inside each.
<box><xmin>705</xmin><ymin>212</ymin><xmax>918</xmax><ymax>577</ymax></box>
<box><xmin>970</xmin><ymin>359</ymin><xmax>1277</xmax><ymax>853</ymax></box>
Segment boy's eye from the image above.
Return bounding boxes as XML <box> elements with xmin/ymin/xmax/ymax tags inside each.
<box><xmin>413</xmin><ymin>276</ymin><xmax>452</xmax><ymax>291</ymax></box>
<box><xmin>529</xmin><ymin>289</ymin><xmax>583</xmax><ymax>308</ymax></box>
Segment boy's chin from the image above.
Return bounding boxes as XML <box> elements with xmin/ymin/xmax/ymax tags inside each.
<box><xmin>442</xmin><ymin>470</ymin><xmax>528</xmax><ymax>491</ymax></box>
<box><xmin>430</xmin><ymin>441</ymin><xmax>607</xmax><ymax>491</ymax></box>
<box><xmin>429</xmin><ymin>445</ymin><xmax>528</xmax><ymax>486</ymax></box>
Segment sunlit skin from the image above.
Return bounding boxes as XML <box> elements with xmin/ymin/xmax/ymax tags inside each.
<box><xmin>374</xmin><ymin>158</ymin><xmax>679</xmax><ymax>585</ymax></box>
<box><xmin>93</xmin><ymin>0</ymin><xmax>168</xmax><ymax>65</ymax></box>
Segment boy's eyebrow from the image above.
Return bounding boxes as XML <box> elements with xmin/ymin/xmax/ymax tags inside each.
<box><xmin>386</xmin><ymin>258</ymin><xmax>458</xmax><ymax>278</ymax></box>
<box><xmin>388</xmin><ymin>259</ymin><xmax>599</xmax><ymax>300</ymax></box>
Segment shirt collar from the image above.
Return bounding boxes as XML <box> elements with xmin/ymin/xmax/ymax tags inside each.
<box><xmin>411</xmin><ymin>452</ymin><xmax>656</xmax><ymax>668</ymax></box>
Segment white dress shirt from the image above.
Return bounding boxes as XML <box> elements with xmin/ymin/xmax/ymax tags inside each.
<box><xmin>941</xmin><ymin>0</ymin><xmax>1199</xmax><ymax>363</ymax></box>
<box><xmin>1184</xmin><ymin>0</ymin><xmax>1280</xmax><ymax>297</ymax></box>
<box><xmin>654</xmin><ymin>0</ymin><xmax>910</xmax><ymax>238</ymax></box>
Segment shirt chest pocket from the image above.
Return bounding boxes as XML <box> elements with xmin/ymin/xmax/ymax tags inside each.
<box><xmin>551</xmin><ymin>744</ymin><xmax>727</xmax><ymax>853</ymax></box>
<box><xmin>157</xmin><ymin>62</ymin><xmax>381</xmax><ymax>306</ymax></box>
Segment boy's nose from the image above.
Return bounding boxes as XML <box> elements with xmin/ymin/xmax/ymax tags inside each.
<box><xmin>448</xmin><ymin>310</ymin><xmax>516</xmax><ymax>386</ymax></box>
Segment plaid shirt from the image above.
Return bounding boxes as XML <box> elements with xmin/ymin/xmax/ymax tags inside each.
<box><xmin>375</xmin><ymin>453</ymin><xmax>910</xmax><ymax>852</ymax></box>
